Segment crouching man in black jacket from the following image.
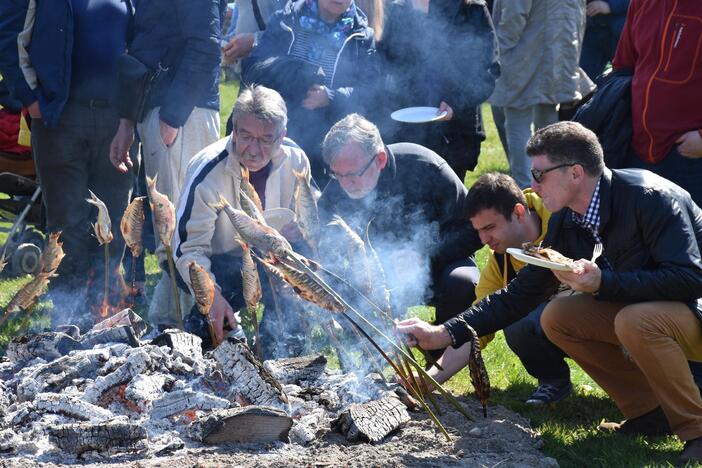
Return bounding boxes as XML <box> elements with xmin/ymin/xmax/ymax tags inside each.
<box><xmin>397</xmin><ymin>121</ymin><xmax>702</xmax><ymax>463</ymax></box>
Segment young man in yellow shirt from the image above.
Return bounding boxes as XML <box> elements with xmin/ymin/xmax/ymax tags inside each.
<box><xmin>429</xmin><ymin>172</ymin><xmax>572</xmax><ymax>404</ymax></box>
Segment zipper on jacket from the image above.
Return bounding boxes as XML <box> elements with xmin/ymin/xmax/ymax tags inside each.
<box><xmin>280</xmin><ymin>20</ymin><xmax>295</xmax><ymax>56</ymax></box>
<box><xmin>664</xmin><ymin>22</ymin><xmax>685</xmax><ymax>72</ymax></box>
<box><xmin>330</xmin><ymin>32</ymin><xmax>363</xmax><ymax>88</ymax></box>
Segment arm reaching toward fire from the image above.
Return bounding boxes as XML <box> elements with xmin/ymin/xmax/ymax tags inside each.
<box><xmin>210</xmin><ymin>289</ymin><xmax>240</xmax><ymax>344</ymax></box>
<box><xmin>395</xmin><ymin>317</ymin><xmax>454</xmax><ymax>350</ymax></box>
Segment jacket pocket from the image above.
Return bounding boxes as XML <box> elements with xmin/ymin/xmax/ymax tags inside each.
<box><xmin>657</xmin><ymin>16</ymin><xmax>702</xmax><ymax>84</ymax></box>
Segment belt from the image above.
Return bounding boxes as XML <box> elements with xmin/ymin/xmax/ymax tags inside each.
<box><xmin>72</xmin><ymin>98</ymin><xmax>112</xmax><ymax>109</ymax></box>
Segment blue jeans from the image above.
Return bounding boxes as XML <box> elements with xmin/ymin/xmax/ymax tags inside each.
<box><xmin>504</xmin><ymin>302</ymin><xmax>570</xmax><ymax>385</ymax></box>
<box><xmin>580</xmin><ymin>23</ymin><xmax>620</xmax><ymax>80</ymax></box>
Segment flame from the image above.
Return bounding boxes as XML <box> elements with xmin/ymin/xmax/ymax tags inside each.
<box><xmin>87</xmin><ymin>266</ymin><xmax>131</xmax><ymax>321</ymax></box>
<box><xmin>173</xmin><ymin>409</ymin><xmax>199</xmax><ymax>424</ymax></box>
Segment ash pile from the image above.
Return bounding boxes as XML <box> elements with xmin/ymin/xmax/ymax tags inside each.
<box><xmin>0</xmin><ymin>309</ymin><xmax>418</xmax><ymax>463</ymax></box>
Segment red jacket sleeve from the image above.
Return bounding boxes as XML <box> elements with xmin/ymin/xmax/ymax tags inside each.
<box><xmin>612</xmin><ymin>0</ymin><xmax>639</xmax><ymax>70</ymax></box>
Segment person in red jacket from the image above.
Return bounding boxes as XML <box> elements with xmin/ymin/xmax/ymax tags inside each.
<box><xmin>613</xmin><ymin>0</ymin><xmax>702</xmax><ymax>204</ymax></box>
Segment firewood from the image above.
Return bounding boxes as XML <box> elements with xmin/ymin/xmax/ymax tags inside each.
<box><xmin>334</xmin><ymin>396</ymin><xmax>410</xmax><ymax>443</ymax></box>
<box><xmin>150</xmin><ymin>389</ymin><xmax>231</xmax><ymax>420</ymax></box>
<box><xmin>190</xmin><ymin>406</ymin><xmax>292</xmax><ymax>444</ymax></box>
<box><xmin>151</xmin><ymin>329</ymin><xmax>203</xmax><ymax>360</ymax></box>
<box><xmin>48</xmin><ymin>421</ymin><xmax>147</xmax><ymax>455</ymax></box>
<box><xmin>6</xmin><ymin>332</ymin><xmax>82</xmax><ymax>363</ymax></box>
<box><xmin>34</xmin><ymin>392</ymin><xmax>113</xmax><ymax>421</ymax></box>
<box><xmin>81</xmin><ymin>325</ymin><xmax>140</xmax><ymax>348</ymax></box>
<box><xmin>213</xmin><ymin>338</ymin><xmax>289</xmax><ymax>411</ymax></box>
<box><xmin>83</xmin><ymin>349</ymin><xmax>151</xmax><ymax>404</ymax></box>
<box><xmin>263</xmin><ymin>353</ymin><xmax>327</xmax><ymax>385</ymax></box>
<box><xmin>123</xmin><ymin>373</ymin><xmax>172</xmax><ymax>412</ymax></box>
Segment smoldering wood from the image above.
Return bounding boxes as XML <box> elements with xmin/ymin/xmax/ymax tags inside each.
<box><xmin>81</xmin><ymin>325</ymin><xmax>140</xmax><ymax>348</ymax></box>
<box><xmin>34</xmin><ymin>392</ymin><xmax>113</xmax><ymax>421</ymax></box>
<box><xmin>151</xmin><ymin>329</ymin><xmax>203</xmax><ymax>360</ymax></box>
<box><xmin>83</xmin><ymin>349</ymin><xmax>151</xmax><ymax>404</ymax></box>
<box><xmin>334</xmin><ymin>396</ymin><xmax>410</xmax><ymax>443</ymax></box>
<box><xmin>91</xmin><ymin>308</ymin><xmax>147</xmax><ymax>338</ymax></box>
<box><xmin>190</xmin><ymin>406</ymin><xmax>292</xmax><ymax>444</ymax></box>
<box><xmin>213</xmin><ymin>338</ymin><xmax>289</xmax><ymax>410</ymax></box>
<box><xmin>48</xmin><ymin>421</ymin><xmax>147</xmax><ymax>455</ymax></box>
<box><xmin>5</xmin><ymin>401</ymin><xmax>36</xmax><ymax>427</ymax></box>
<box><xmin>123</xmin><ymin>373</ymin><xmax>172</xmax><ymax>412</ymax></box>
<box><xmin>263</xmin><ymin>353</ymin><xmax>327</xmax><ymax>385</ymax></box>
<box><xmin>6</xmin><ymin>332</ymin><xmax>83</xmax><ymax>363</ymax></box>
<box><xmin>16</xmin><ymin>349</ymin><xmax>110</xmax><ymax>401</ymax></box>
<box><xmin>150</xmin><ymin>389</ymin><xmax>231</xmax><ymax>420</ymax></box>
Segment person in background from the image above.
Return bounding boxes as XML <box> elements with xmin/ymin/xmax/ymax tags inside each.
<box><xmin>376</xmin><ymin>0</ymin><xmax>499</xmax><ymax>182</ymax></box>
<box><xmin>489</xmin><ymin>0</ymin><xmax>594</xmax><ymax>189</ymax></box>
<box><xmin>109</xmin><ymin>0</ymin><xmax>223</xmax><ymax>332</ymax></box>
<box><xmin>579</xmin><ymin>0</ymin><xmax>630</xmax><ymax>80</ymax></box>
<box><xmin>0</xmin><ymin>0</ymin><xmax>134</xmax><ymax>327</ymax></box>
<box><xmin>242</xmin><ymin>0</ymin><xmax>378</xmax><ymax>185</ymax></box>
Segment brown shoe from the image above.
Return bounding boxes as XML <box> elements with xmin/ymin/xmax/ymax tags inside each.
<box><xmin>679</xmin><ymin>438</ymin><xmax>702</xmax><ymax>463</ymax></box>
<box><xmin>597</xmin><ymin>406</ymin><xmax>672</xmax><ymax>437</ymax></box>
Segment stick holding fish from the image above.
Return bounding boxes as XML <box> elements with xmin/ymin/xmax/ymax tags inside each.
<box><xmin>86</xmin><ymin>190</ymin><xmax>114</xmax><ymax>317</ymax></box>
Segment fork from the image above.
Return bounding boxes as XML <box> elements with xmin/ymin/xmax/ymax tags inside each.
<box><xmin>590</xmin><ymin>243</ymin><xmax>603</xmax><ymax>264</ymax></box>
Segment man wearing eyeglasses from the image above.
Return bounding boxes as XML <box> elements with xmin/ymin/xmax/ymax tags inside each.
<box><xmin>398</xmin><ymin>121</ymin><xmax>702</xmax><ymax>462</ymax></box>
<box><xmin>318</xmin><ymin>113</ymin><xmax>483</xmax><ymax>331</ymax></box>
<box><xmin>173</xmin><ymin>85</ymin><xmax>312</xmax><ymax>357</ymax></box>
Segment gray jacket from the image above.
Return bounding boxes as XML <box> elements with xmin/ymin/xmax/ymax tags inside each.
<box><xmin>489</xmin><ymin>0</ymin><xmax>595</xmax><ymax>108</ymax></box>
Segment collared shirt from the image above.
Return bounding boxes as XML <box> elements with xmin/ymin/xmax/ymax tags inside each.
<box><xmin>571</xmin><ymin>179</ymin><xmax>612</xmax><ymax>269</ymax></box>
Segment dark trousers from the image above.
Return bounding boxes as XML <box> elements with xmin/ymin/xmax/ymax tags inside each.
<box><xmin>580</xmin><ymin>23</ymin><xmax>620</xmax><ymax>80</ymax></box>
<box><xmin>32</xmin><ymin>100</ymin><xmax>133</xmax><ymax>322</ymax></box>
<box><xmin>506</xmin><ymin>302</ymin><xmax>570</xmax><ymax>385</ymax></box>
<box><xmin>431</xmin><ymin>258</ymin><xmax>480</xmax><ymax>325</ymax></box>
<box><xmin>182</xmin><ymin>253</ymin><xmax>306</xmax><ymax>358</ymax></box>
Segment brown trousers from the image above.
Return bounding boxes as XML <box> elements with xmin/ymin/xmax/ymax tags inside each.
<box><xmin>541</xmin><ymin>294</ymin><xmax>702</xmax><ymax>441</ymax></box>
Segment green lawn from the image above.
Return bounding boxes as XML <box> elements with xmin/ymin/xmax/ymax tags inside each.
<box><xmin>0</xmin><ymin>79</ymin><xmax>693</xmax><ymax>466</ymax></box>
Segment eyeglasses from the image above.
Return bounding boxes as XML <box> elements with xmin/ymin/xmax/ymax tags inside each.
<box><xmin>329</xmin><ymin>154</ymin><xmax>378</xmax><ymax>181</ymax></box>
<box><xmin>235</xmin><ymin>128</ymin><xmax>282</xmax><ymax>150</ymax></box>
<box><xmin>530</xmin><ymin>163</ymin><xmax>576</xmax><ymax>183</ymax></box>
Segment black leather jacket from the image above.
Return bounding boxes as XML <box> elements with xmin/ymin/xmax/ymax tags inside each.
<box><xmin>446</xmin><ymin>168</ymin><xmax>702</xmax><ymax>345</ymax></box>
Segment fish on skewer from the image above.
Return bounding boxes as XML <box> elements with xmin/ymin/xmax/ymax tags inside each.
<box><xmin>239</xmin><ymin>189</ymin><xmax>266</xmax><ymax>225</ymax></box>
<box><xmin>120</xmin><ymin>196</ymin><xmax>146</xmax><ymax>258</ymax></box>
<box><xmin>146</xmin><ymin>176</ymin><xmax>176</xmax><ymax>247</ymax></box>
<box><xmin>86</xmin><ymin>190</ymin><xmax>113</xmax><ymax>245</ymax></box>
<box><xmin>240</xmin><ymin>165</ymin><xmax>264</xmax><ymax>213</ymax></box>
<box><xmin>238</xmin><ymin>241</ymin><xmax>262</xmax><ymax>356</ymax></box>
<box><xmin>320</xmin><ymin>215</ymin><xmax>372</xmax><ymax>294</ymax></box>
<box><xmin>0</xmin><ymin>272</ymin><xmax>53</xmax><ymax>327</ymax></box>
<box><xmin>211</xmin><ymin>195</ymin><xmax>292</xmax><ymax>259</ymax></box>
<box><xmin>188</xmin><ymin>261</ymin><xmax>219</xmax><ymax>347</ymax></box>
<box><xmin>40</xmin><ymin>231</ymin><xmax>65</xmax><ymax>274</ymax></box>
<box><xmin>292</xmin><ymin>166</ymin><xmax>319</xmax><ymax>254</ymax></box>
<box><xmin>466</xmin><ymin>324</ymin><xmax>491</xmax><ymax>417</ymax></box>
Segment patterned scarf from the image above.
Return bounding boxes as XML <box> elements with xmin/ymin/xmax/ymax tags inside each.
<box><xmin>298</xmin><ymin>0</ymin><xmax>357</xmax><ymax>49</ymax></box>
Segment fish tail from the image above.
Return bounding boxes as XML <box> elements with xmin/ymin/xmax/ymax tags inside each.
<box><xmin>209</xmin><ymin>194</ymin><xmax>230</xmax><ymax>212</ymax></box>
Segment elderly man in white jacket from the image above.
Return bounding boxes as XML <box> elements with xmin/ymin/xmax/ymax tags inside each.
<box><xmin>172</xmin><ymin>85</ymin><xmax>313</xmax><ymax>356</ymax></box>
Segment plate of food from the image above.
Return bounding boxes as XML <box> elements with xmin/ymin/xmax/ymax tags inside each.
<box><xmin>506</xmin><ymin>243</ymin><xmax>575</xmax><ymax>272</ymax></box>
<box><xmin>390</xmin><ymin>106</ymin><xmax>448</xmax><ymax>123</ymax></box>
<box><xmin>263</xmin><ymin>208</ymin><xmax>295</xmax><ymax>231</ymax></box>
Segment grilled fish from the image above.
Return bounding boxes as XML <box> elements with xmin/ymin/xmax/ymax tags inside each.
<box><xmin>40</xmin><ymin>231</ymin><xmax>65</xmax><ymax>274</ymax></box>
<box><xmin>521</xmin><ymin>242</ymin><xmax>574</xmax><ymax>268</ymax></box>
<box><xmin>211</xmin><ymin>195</ymin><xmax>292</xmax><ymax>259</ymax></box>
<box><xmin>5</xmin><ymin>272</ymin><xmax>52</xmax><ymax>314</ymax></box>
<box><xmin>239</xmin><ymin>241</ymin><xmax>262</xmax><ymax>313</ymax></box>
<box><xmin>120</xmin><ymin>196</ymin><xmax>146</xmax><ymax>258</ymax></box>
<box><xmin>466</xmin><ymin>324</ymin><xmax>490</xmax><ymax>417</ymax></box>
<box><xmin>292</xmin><ymin>166</ymin><xmax>319</xmax><ymax>253</ymax></box>
<box><xmin>189</xmin><ymin>261</ymin><xmax>216</xmax><ymax>316</ymax></box>
<box><xmin>86</xmin><ymin>190</ymin><xmax>113</xmax><ymax>245</ymax></box>
<box><xmin>240</xmin><ymin>165</ymin><xmax>264</xmax><ymax>213</ymax></box>
<box><xmin>146</xmin><ymin>175</ymin><xmax>176</xmax><ymax>248</ymax></box>
<box><xmin>239</xmin><ymin>189</ymin><xmax>266</xmax><ymax>225</ymax></box>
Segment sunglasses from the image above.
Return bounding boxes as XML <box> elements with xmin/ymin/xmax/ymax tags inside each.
<box><xmin>530</xmin><ymin>163</ymin><xmax>576</xmax><ymax>183</ymax></box>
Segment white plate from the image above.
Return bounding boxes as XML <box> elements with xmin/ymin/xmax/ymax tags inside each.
<box><xmin>506</xmin><ymin>248</ymin><xmax>574</xmax><ymax>272</ymax></box>
<box><xmin>390</xmin><ymin>106</ymin><xmax>448</xmax><ymax>123</ymax></box>
<box><xmin>263</xmin><ymin>208</ymin><xmax>295</xmax><ymax>231</ymax></box>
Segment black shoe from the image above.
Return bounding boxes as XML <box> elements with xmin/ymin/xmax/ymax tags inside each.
<box><xmin>597</xmin><ymin>406</ymin><xmax>673</xmax><ymax>437</ymax></box>
<box><xmin>525</xmin><ymin>382</ymin><xmax>573</xmax><ymax>405</ymax></box>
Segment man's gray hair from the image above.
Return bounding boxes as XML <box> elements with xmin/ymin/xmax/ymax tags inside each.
<box><xmin>230</xmin><ymin>85</ymin><xmax>288</xmax><ymax>134</ymax></box>
<box><xmin>322</xmin><ymin>113</ymin><xmax>384</xmax><ymax>165</ymax></box>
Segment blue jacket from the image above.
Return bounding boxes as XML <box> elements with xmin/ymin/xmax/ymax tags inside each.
<box><xmin>0</xmin><ymin>0</ymin><xmax>87</xmax><ymax>128</ymax></box>
<box><xmin>127</xmin><ymin>0</ymin><xmax>222</xmax><ymax>127</ymax></box>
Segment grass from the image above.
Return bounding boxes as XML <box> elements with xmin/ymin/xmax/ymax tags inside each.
<box><xmin>0</xmin><ymin>79</ymin><xmax>691</xmax><ymax>466</ymax></box>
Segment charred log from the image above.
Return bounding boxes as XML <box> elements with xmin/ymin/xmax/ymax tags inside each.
<box><xmin>34</xmin><ymin>393</ymin><xmax>113</xmax><ymax>421</ymax></box>
<box><xmin>151</xmin><ymin>329</ymin><xmax>203</xmax><ymax>360</ymax></box>
<box><xmin>333</xmin><ymin>396</ymin><xmax>410</xmax><ymax>443</ymax></box>
<box><xmin>213</xmin><ymin>337</ymin><xmax>289</xmax><ymax>411</ymax></box>
<box><xmin>150</xmin><ymin>389</ymin><xmax>231</xmax><ymax>420</ymax></box>
<box><xmin>90</xmin><ymin>309</ymin><xmax>147</xmax><ymax>338</ymax></box>
<box><xmin>6</xmin><ymin>332</ymin><xmax>82</xmax><ymax>363</ymax></box>
<box><xmin>81</xmin><ymin>325</ymin><xmax>140</xmax><ymax>348</ymax></box>
<box><xmin>48</xmin><ymin>421</ymin><xmax>147</xmax><ymax>455</ymax></box>
<box><xmin>83</xmin><ymin>349</ymin><xmax>151</xmax><ymax>404</ymax></box>
<box><xmin>191</xmin><ymin>406</ymin><xmax>292</xmax><ymax>444</ymax></box>
<box><xmin>123</xmin><ymin>373</ymin><xmax>172</xmax><ymax>412</ymax></box>
<box><xmin>263</xmin><ymin>353</ymin><xmax>327</xmax><ymax>385</ymax></box>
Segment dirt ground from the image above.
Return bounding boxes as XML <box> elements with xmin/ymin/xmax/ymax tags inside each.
<box><xmin>1</xmin><ymin>396</ymin><xmax>558</xmax><ymax>467</ymax></box>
